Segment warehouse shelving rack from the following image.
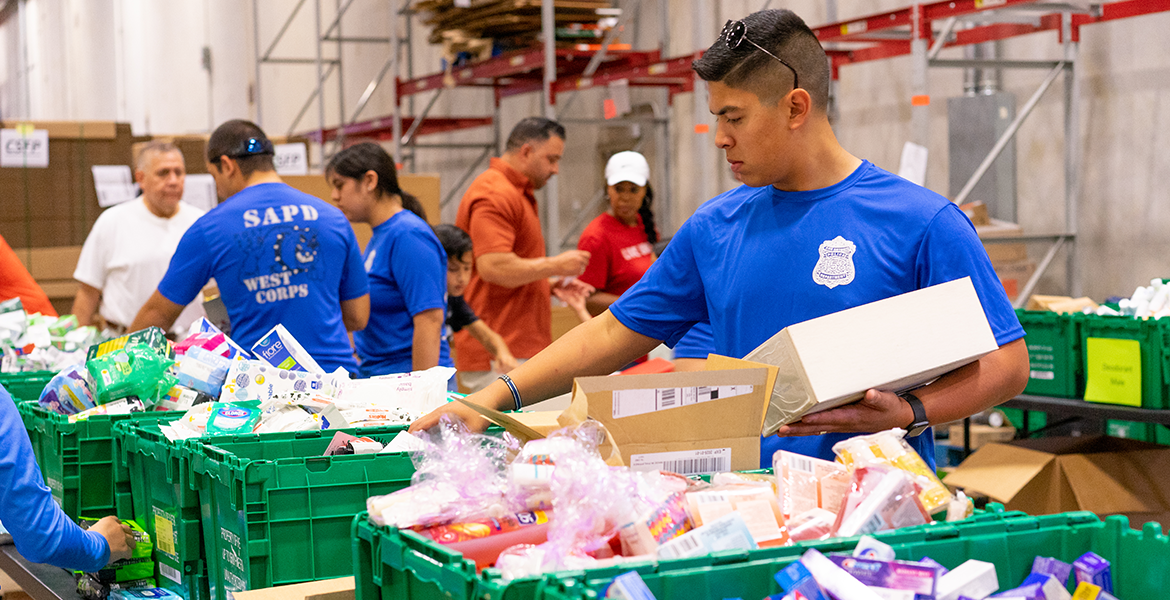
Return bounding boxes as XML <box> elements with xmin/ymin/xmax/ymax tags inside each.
<box><xmin>254</xmin><ymin>0</ymin><xmax>697</xmax><ymax>252</ymax></box>
<box><xmin>815</xmin><ymin>0</ymin><xmax>1170</xmax><ymax>306</ymax></box>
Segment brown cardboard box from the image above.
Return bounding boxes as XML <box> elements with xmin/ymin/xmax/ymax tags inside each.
<box><xmin>947</xmin><ymin>423</ymin><xmax>1017</xmax><ymax>450</ymax></box>
<box><xmin>283</xmin><ymin>173</ymin><xmax>443</xmax><ymax>251</ymax></box>
<box><xmin>550</xmin><ymin>305</ymin><xmax>581</xmax><ymax>341</ymax></box>
<box><xmin>744</xmin><ymin>277</ymin><xmax>999</xmax><ymax>435</ymax></box>
<box><xmin>976</xmin><ymin>218</ymin><xmax>1028</xmax><ymax>266</ymax></box>
<box><xmin>558</xmin><ymin>368</ymin><xmax>770</xmax><ymax>474</ymax></box>
<box><xmin>993</xmin><ymin>259</ymin><xmax>1037</xmax><ymax>302</ymax></box>
<box><xmin>944</xmin><ymin>436</ymin><xmax>1170</xmax><ymax>516</ymax></box>
<box><xmin>1026</xmin><ymin>295</ymin><xmax>1098</xmax><ymax>313</ymax></box>
<box><xmin>231</xmin><ymin>576</ymin><xmax>354</xmax><ymax>600</ymax></box>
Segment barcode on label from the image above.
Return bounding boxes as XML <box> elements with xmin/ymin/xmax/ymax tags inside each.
<box><xmin>659</xmin><ymin>387</ymin><xmax>677</xmax><ymax>407</ymax></box>
<box><xmin>697</xmin><ymin>386</ymin><xmax>714</xmax><ymax>402</ymax></box>
<box><xmin>160</xmin><ymin>562</ymin><xmax>182</xmax><ymax>585</ymax></box>
<box><xmin>858</xmin><ymin>512</ymin><xmax>886</xmax><ymax>536</ymax></box>
<box><xmin>689</xmin><ymin>491</ymin><xmax>729</xmax><ymax>505</ymax></box>
<box><xmin>659</xmin><ymin>532</ymin><xmax>703</xmax><ymax>559</ymax></box>
<box><xmin>661</xmin><ymin>456</ymin><xmax>731</xmax><ymax>476</ymax></box>
<box><xmin>788</xmin><ymin>455</ymin><xmax>814</xmax><ymax>474</ymax></box>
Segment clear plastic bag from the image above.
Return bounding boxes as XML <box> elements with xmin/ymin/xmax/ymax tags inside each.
<box><xmin>832</xmin><ymin>428</ymin><xmax>953</xmax><ymax>514</ymax></box>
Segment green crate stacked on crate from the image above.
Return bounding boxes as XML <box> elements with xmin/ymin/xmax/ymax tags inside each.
<box><xmin>188</xmin><ymin>426</ymin><xmax>417</xmax><ymax>600</ymax></box>
<box><xmin>349</xmin><ymin>504</ymin><xmax>1043</xmax><ymax>600</ymax></box>
<box><xmin>1079</xmin><ymin>313</ymin><xmax>1170</xmax><ymax>409</ymax></box>
<box><xmin>536</xmin><ymin>513</ymin><xmax>1167</xmax><ymax>600</ymax></box>
<box><xmin>1016</xmin><ymin>309</ymin><xmax>1084</xmax><ymax>399</ymax></box>
<box><xmin>16</xmin><ymin>400</ymin><xmax>180</xmax><ymax>521</ymax></box>
<box><xmin>0</xmin><ymin>370</ymin><xmax>56</xmax><ymax>402</ymax></box>
<box><xmin>115</xmin><ymin>421</ymin><xmax>418</xmax><ymax>600</ymax></box>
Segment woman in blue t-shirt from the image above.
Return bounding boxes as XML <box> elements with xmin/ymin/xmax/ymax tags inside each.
<box><xmin>326</xmin><ymin>143</ymin><xmax>451</xmax><ymax>378</ymax></box>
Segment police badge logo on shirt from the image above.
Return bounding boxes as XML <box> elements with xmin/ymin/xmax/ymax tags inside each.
<box><xmin>812</xmin><ymin>235</ymin><xmax>856</xmax><ymax>289</ymax></box>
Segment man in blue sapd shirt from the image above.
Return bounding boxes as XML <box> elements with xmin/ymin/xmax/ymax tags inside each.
<box><xmin>131</xmin><ymin>120</ymin><xmax>369</xmax><ymax>373</ymax></box>
<box><xmin>413</xmin><ymin>8</ymin><xmax>1029</xmax><ymax>468</ymax></box>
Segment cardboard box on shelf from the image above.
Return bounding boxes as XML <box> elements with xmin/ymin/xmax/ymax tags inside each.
<box><xmin>231</xmin><ymin>576</ymin><xmax>354</xmax><ymax>600</ymax></box>
<box><xmin>744</xmin><ymin>277</ymin><xmax>999</xmax><ymax>435</ymax></box>
<box><xmin>946</xmin><ymin>423</ymin><xmax>1017</xmax><ymax>449</ymax></box>
<box><xmin>976</xmin><ymin>218</ymin><xmax>1028</xmax><ymax>266</ymax></box>
<box><xmin>944</xmin><ymin>436</ymin><xmax>1170</xmax><ymax>516</ymax></box>
<box><xmin>1027</xmin><ymin>295</ymin><xmax>1099</xmax><ymax>313</ymax></box>
<box><xmin>994</xmin><ymin>259</ymin><xmax>1037</xmax><ymax>302</ymax></box>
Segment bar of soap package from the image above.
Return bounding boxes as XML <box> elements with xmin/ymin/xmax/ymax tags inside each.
<box><xmin>743</xmin><ymin>277</ymin><xmax>999</xmax><ymax>435</ymax></box>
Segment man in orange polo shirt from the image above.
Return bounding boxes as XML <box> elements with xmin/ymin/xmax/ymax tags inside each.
<box><xmin>454</xmin><ymin>117</ymin><xmax>593</xmax><ymax>392</ymax></box>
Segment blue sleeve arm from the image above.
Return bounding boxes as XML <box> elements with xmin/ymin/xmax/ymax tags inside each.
<box><xmin>917</xmin><ymin>204</ymin><xmax>1026</xmax><ymax>346</ymax></box>
<box><xmin>392</xmin><ymin>230</ymin><xmax>447</xmax><ymax>317</ymax></box>
<box><xmin>339</xmin><ymin>226</ymin><xmax>370</xmax><ymax>302</ymax></box>
<box><xmin>158</xmin><ymin>223</ymin><xmax>213</xmax><ymax>306</ymax></box>
<box><xmin>0</xmin><ymin>386</ymin><xmax>109</xmax><ymax>572</ymax></box>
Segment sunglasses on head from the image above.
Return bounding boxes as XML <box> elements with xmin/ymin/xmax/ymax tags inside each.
<box><xmin>721</xmin><ymin>19</ymin><xmax>800</xmax><ymax>90</ymax></box>
<box><xmin>210</xmin><ymin>137</ymin><xmax>274</xmax><ymax>164</ymax></box>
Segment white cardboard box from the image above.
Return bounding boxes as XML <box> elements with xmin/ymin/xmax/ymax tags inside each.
<box><xmin>744</xmin><ymin>277</ymin><xmax>999</xmax><ymax>435</ymax></box>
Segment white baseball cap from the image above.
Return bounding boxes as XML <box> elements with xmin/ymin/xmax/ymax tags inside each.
<box><xmin>605</xmin><ymin>151</ymin><xmax>650</xmax><ymax>187</ymax></box>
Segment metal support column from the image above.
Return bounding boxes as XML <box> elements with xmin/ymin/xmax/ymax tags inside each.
<box><xmin>313</xmin><ymin>0</ymin><xmax>327</xmax><ymax>162</ymax></box>
<box><xmin>252</xmin><ymin>0</ymin><xmax>262</xmax><ymax>126</ymax></box>
<box><xmin>391</xmin><ymin>0</ymin><xmax>403</xmax><ymax>166</ymax></box>
<box><xmin>1062</xmin><ymin>12</ymin><xmax>1082</xmax><ymax>297</ymax></box>
<box><xmin>542</xmin><ymin>0</ymin><xmax>559</xmax><ymax>256</ymax></box>
<box><xmin>692</xmin><ymin>0</ymin><xmax>716</xmax><ymax>216</ymax></box>
<box><xmin>910</xmin><ymin>4</ymin><xmax>930</xmax><ymax>159</ymax></box>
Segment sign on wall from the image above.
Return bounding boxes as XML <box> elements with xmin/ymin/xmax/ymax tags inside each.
<box><xmin>1</xmin><ymin>128</ymin><xmax>50</xmax><ymax>168</ymax></box>
<box><xmin>273</xmin><ymin>143</ymin><xmax>308</xmax><ymax>175</ymax></box>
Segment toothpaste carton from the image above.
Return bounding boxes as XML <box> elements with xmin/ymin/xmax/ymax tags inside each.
<box><xmin>988</xmin><ymin>573</ymin><xmax>1070</xmax><ymax>600</ymax></box>
<box><xmin>773</xmin><ymin>560</ymin><xmax>832</xmax><ymax>600</ymax></box>
<box><xmin>1072</xmin><ymin>552</ymin><xmax>1112</xmax><ymax>594</ymax></box>
<box><xmin>829</xmin><ymin>556</ymin><xmax>938</xmax><ymax>600</ymax></box>
<box><xmin>251</xmin><ymin>324</ymin><xmax>323</xmax><ymax>373</ymax></box>
<box><xmin>1031</xmin><ymin>557</ymin><xmax>1072</xmax><ymax>587</ymax></box>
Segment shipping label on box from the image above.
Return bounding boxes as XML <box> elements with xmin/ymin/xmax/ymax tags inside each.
<box><xmin>744</xmin><ymin>277</ymin><xmax>999</xmax><ymax>435</ymax></box>
<box><xmin>561</xmin><ymin>368</ymin><xmax>769</xmax><ymax>475</ymax></box>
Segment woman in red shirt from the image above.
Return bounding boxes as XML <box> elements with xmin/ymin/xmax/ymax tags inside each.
<box><xmin>576</xmin><ymin>151</ymin><xmax>658</xmax><ymax>316</ymax></box>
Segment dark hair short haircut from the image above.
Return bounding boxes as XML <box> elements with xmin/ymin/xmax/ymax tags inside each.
<box><xmin>433</xmin><ymin>224</ymin><xmax>473</xmax><ymax>261</ymax></box>
<box><xmin>325</xmin><ymin>142</ymin><xmax>427</xmax><ymax>221</ymax></box>
<box><xmin>207</xmin><ymin>119</ymin><xmax>277</xmax><ymax>177</ymax></box>
<box><xmin>693</xmin><ymin>9</ymin><xmax>830</xmax><ymax>111</ymax></box>
<box><xmin>504</xmin><ymin>117</ymin><xmax>566</xmax><ymax>152</ymax></box>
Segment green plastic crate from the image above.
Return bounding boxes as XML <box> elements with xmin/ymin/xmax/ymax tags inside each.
<box><xmin>998</xmin><ymin>407</ymin><xmax>1048</xmax><ymax>432</ymax></box>
<box><xmin>540</xmin><ymin>513</ymin><xmax>1168</xmax><ymax>600</ymax></box>
<box><xmin>350</xmin><ymin>504</ymin><xmax>1043</xmax><ymax>600</ymax></box>
<box><xmin>189</xmin><ymin>426</ymin><xmax>416</xmax><ymax>600</ymax></box>
<box><xmin>1106</xmin><ymin>420</ymin><xmax>1153</xmax><ymax>442</ymax></box>
<box><xmin>0</xmin><ymin>370</ymin><xmax>56</xmax><ymax>402</ymax></box>
<box><xmin>1016</xmin><ymin>310</ymin><xmax>1083</xmax><ymax>398</ymax></box>
<box><xmin>16</xmin><ymin>400</ymin><xmax>179</xmax><ymax>521</ymax></box>
<box><xmin>116</xmin><ymin>421</ymin><xmax>419</xmax><ymax>600</ymax></box>
<box><xmin>1080</xmin><ymin>314</ymin><xmax>1170</xmax><ymax>409</ymax></box>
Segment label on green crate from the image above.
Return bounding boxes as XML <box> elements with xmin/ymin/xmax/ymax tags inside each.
<box><xmin>220</xmin><ymin>526</ymin><xmax>247</xmax><ymax>593</ymax></box>
<box><xmin>1084</xmin><ymin>337</ymin><xmax>1142</xmax><ymax>407</ymax></box>
<box><xmin>153</xmin><ymin>506</ymin><xmax>179</xmax><ymax>559</ymax></box>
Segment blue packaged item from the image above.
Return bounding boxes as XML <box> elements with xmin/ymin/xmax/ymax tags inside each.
<box><xmin>1073</xmin><ymin>552</ymin><xmax>1112</xmax><ymax>593</ymax></box>
<box><xmin>773</xmin><ymin>561</ymin><xmax>831</xmax><ymax>600</ymax></box>
<box><xmin>1032</xmin><ymin>556</ymin><xmax>1073</xmax><ymax>586</ymax></box>
<box><xmin>38</xmin><ymin>364</ymin><xmax>96</xmax><ymax>415</ymax></box>
<box><xmin>175</xmin><ymin>346</ymin><xmax>232</xmax><ymax>396</ymax></box>
<box><xmin>110</xmin><ymin>588</ymin><xmax>184</xmax><ymax>600</ymax></box>
<box><xmin>918</xmin><ymin>556</ymin><xmax>949</xmax><ymax>577</ymax></box>
<box><xmin>605</xmin><ymin>572</ymin><xmax>657</xmax><ymax>600</ymax></box>
<box><xmin>252</xmin><ymin>324</ymin><xmax>323</xmax><ymax>373</ymax></box>
<box><xmin>988</xmin><ymin>573</ymin><xmax>1066</xmax><ymax>599</ymax></box>
<box><xmin>190</xmin><ymin>317</ymin><xmax>251</xmax><ymax>359</ymax></box>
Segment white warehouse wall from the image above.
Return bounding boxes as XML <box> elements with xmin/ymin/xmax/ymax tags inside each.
<box><xmin>1</xmin><ymin>0</ymin><xmax>1168</xmax><ymax>301</ymax></box>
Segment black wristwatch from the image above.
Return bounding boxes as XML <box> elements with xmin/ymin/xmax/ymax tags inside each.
<box><xmin>900</xmin><ymin>392</ymin><xmax>930</xmax><ymax>437</ymax></box>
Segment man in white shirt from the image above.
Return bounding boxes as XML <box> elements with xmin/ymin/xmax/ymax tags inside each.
<box><xmin>72</xmin><ymin>141</ymin><xmax>207</xmax><ymax>335</ymax></box>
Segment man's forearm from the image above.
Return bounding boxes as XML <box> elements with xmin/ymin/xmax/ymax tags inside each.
<box><xmin>71</xmin><ymin>284</ymin><xmax>102</xmax><ymax>327</ymax></box>
<box><xmin>476</xmin><ymin>311</ymin><xmax>660</xmax><ymax>410</ymax></box>
<box><xmin>477</xmin><ymin>253</ymin><xmax>558</xmax><ymax>288</ymax></box>
<box><xmin>128</xmin><ymin>291</ymin><xmax>184</xmax><ymax>333</ymax></box>
<box><xmin>916</xmin><ymin>338</ymin><xmax>1030</xmax><ymax>425</ymax></box>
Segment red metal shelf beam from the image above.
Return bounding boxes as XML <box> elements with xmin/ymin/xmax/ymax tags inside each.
<box><xmin>818</xmin><ymin>0</ymin><xmax>1170</xmax><ymax>73</ymax></box>
<box><xmin>306</xmin><ymin>116</ymin><xmax>494</xmax><ymax>144</ymax></box>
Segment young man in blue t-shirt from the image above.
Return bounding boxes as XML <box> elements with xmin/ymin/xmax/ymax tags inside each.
<box><xmin>412</xmin><ymin>9</ymin><xmax>1028</xmax><ymax>467</ymax></box>
<box><xmin>131</xmin><ymin>120</ymin><xmax>370</xmax><ymax>373</ymax></box>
